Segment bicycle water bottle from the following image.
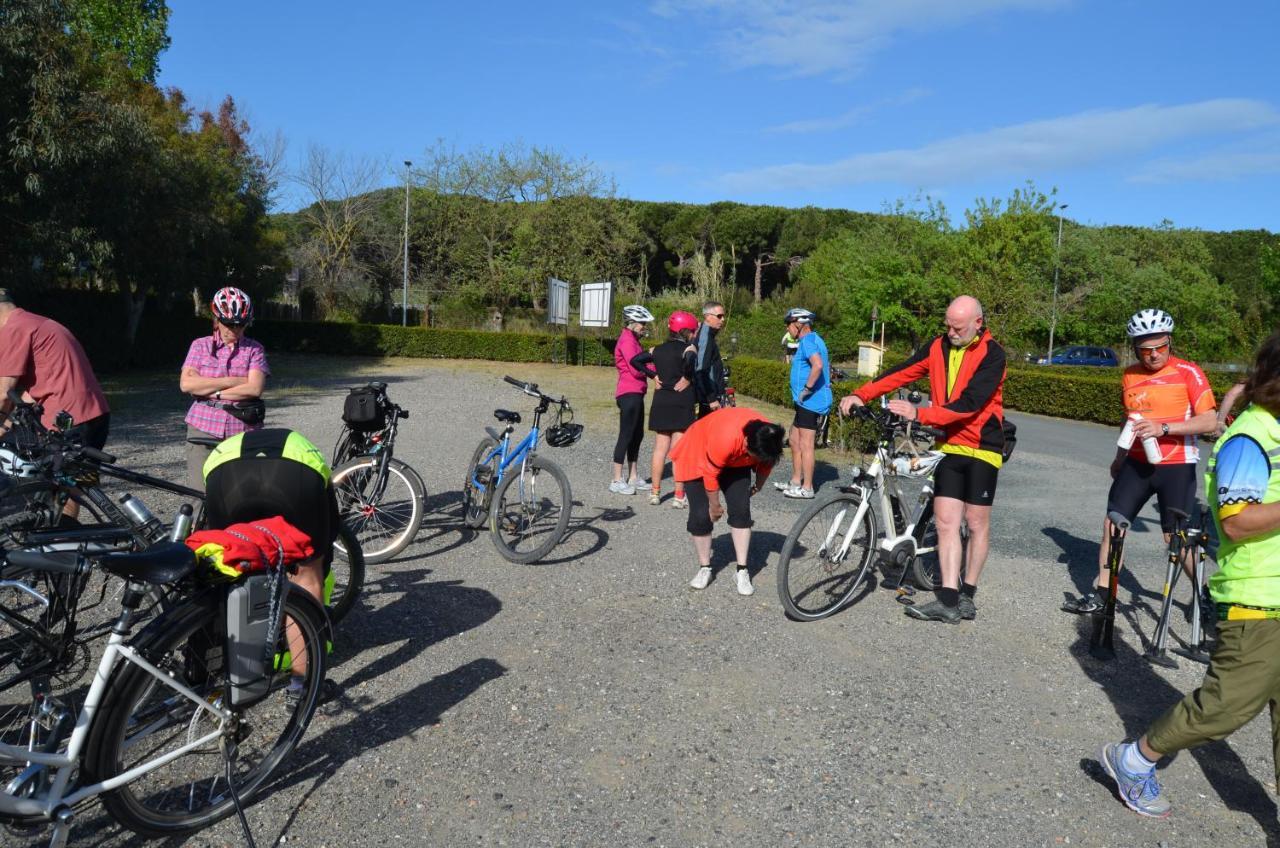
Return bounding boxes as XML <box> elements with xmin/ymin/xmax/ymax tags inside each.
<box><xmin>1141</xmin><ymin>429</ymin><xmax>1164</xmax><ymax>464</ymax></box>
<box><xmin>1117</xmin><ymin>413</ymin><xmax>1138</xmax><ymax>450</ymax></box>
<box><xmin>168</xmin><ymin>503</ymin><xmax>194</xmax><ymax>542</ymax></box>
<box><xmin>119</xmin><ymin>493</ymin><xmax>164</xmax><ymax>539</ymax></box>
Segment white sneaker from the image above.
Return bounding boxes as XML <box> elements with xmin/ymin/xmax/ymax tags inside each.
<box><xmin>671</xmin><ymin>495</ymin><xmax>688</xmax><ymax>509</ymax></box>
<box><xmin>735</xmin><ymin>568</ymin><xmax>755</xmax><ymax>596</ymax></box>
<box><xmin>648</xmin><ymin>490</ymin><xmax>661</xmax><ymax>505</ymax></box>
<box><xmin>630</xmin><ymin>478</ymin><xmax>648</xmax><ymax>491</ymax></box>
<box><xmin>609</xmin><ymin>480</ymin><xmax>636</xmax><ymax>495</ymax></box>
<box><xmin>783</xmin><ymin>486</ymin><xmax>815</xmax><ymax>499</ymax></box>
<box><xmin>774</xmin><ymin>480</ymin><xmax>798</xmax><ymax>492</ymax></box>
<box><xmin>689</xmin><ymin>566</ymin><xmax>712</xmax><ymax>590</ymax></box>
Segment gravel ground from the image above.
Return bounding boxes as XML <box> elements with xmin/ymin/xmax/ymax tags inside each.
<box><xmin>12</xmin><ymin>354</ymin><xmax>1279</xmax><ymax>848</ymax></box>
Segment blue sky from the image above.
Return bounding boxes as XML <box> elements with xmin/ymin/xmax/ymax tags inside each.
<box><xmin>160</xmin><ymin>1</ymin><xmax>1280</xmax><ymax>232</ymax></box>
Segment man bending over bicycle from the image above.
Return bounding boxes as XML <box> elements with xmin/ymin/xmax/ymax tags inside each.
<box><xmin>839</xmin><ymin>295</ymin><xmax>1007</xmax><ymax>624</ymax></box>
<box><xmin>1061</xmin><ymin>309</ymin><xmax>1217</xmax><ymax>616</ymax></box>
<box><xmin>202</xmin><ymin>428</ymin><xmax>339</xmax><ymax>696</ymax></box>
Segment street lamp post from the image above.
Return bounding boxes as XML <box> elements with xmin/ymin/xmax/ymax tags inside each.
<box><xmin>401</xmin><ymin>160</ymin><xmax>412</xmax><ymax>326</ymax></box>
<box><xmin>1045</xmin><ymin>203</ymin><xmax>1068</xmax><ymax>364</ymax></box>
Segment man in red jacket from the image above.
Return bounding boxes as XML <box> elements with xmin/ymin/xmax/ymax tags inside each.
<box><xmin>840</xmin><ymin>295</ymin><xmax>1008</xmax><ymax>623</ymax></box>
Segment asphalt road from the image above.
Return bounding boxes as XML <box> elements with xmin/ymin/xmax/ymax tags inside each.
<box><xmin>12</xmin><ymin>356</ymin><xmax>1277</xmax><ymax>848</ymax></box>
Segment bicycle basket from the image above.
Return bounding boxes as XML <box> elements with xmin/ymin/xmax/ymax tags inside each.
<box><xmin>342</xmin><ymin>385</ymin><xmax>388</xmax><ymax>432</ymax></box>
<box><xmin>889</xmin><ymin>449</ymin><xmax>945</xmax><ymax>478</ymax></box>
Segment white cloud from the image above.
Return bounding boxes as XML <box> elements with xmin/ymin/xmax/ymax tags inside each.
<box><xmin>1131</xmin><ymin>150</ymin><xmax>1280</xmax><ymax>184</ymax></box>
<box><xmin>719</xmin><ymin>99</ymin><xmax>1280</xmax><ymax>192</ymax></box>
<box><xmin>764</xmin><ymin>88</ymin><xmax>931</xmax><ymax>134</ymax></box>
<box><xmin>652</xmin><ymin>0</ymin><xmax>1069</xmax><ymax>77</ymax></box>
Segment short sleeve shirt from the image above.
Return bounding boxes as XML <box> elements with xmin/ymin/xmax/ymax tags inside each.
<box><xmin>1213</xmin><ymin>433</ymin><xmax>1270</xmax><ymax>521</ymax></box>
<box><xmin>1121</xmin><ymin>357</ymin><xmax>1215</xmax><ymax>464</ymax></box>
<box><xmin>790</xmin><ymin>332</ymin><xmax>832</xmax><ymax>414</ymax></box>
<box><xmin>182</xmin><ymin>335</ymin><xmax>270</xmax><ymax>438</ymax></box>
<box><xmin>0</xmin><ymin>309</ymin><xmax>109</xmax><ymax>429</ymax></box>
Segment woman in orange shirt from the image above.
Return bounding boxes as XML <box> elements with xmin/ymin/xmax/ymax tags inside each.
<box><xmin>669</xmin><ymin>407</ymin><xmax>785</xmax><ymax>596</ymax></box>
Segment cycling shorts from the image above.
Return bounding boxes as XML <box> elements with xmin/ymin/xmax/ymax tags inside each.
<box><xmin>933</xmin><ymin>454</ymin><xmax>999</xmax><ymax>506</ymax></box>
<box><xmin>683</xmin><ymin>467</ymin><xmax>754</xmax><ymax>535</ymax></box>
<box><xmin>792</xmin><ymin>406</ymin><xmax>828</xmax><ymax>432</ymax></box>
<box><xmin>1106</xmin><ymin>457</ymin><xmax>1196</xmax><ymax>533</ymax></box>
<box><xmin>204</xmin><ymin>456</ymin><xmax>338</xmax><ymax>561</ymax></box>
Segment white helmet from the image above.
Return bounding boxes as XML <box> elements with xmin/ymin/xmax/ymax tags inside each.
<box><xmin>784</xmin><ymin>307</ymin><xmax>815</xmax><ymax>326</ymax></box>
<box><xmin>1126</xmin><ymin>308</ymin><xmax>1174</xmax><ymax>338</ymax></box>
<box><xmin>0</xmin><ymin>447</ymin><xmax>38</xmax><ymax>478</ymax></box>
<box><xmin>622</xmin><ymin>304</ymin><xmax>655</xmax><ymax>324</ymax></box>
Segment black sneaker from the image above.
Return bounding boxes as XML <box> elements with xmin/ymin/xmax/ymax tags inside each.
<box><xmin>904</xmin><ymin>600</ymin><xmax>962</xmax><ymax>623</ymax></box>
<box><xmin>1062</xmin><ymin>592</ymin><xmax>1104</xmax><ymax>615</ymax></box>
<box><xmin>959</xmin><ymin>595</ymin><xmax>976</xmax><ymax>620</ymax></box>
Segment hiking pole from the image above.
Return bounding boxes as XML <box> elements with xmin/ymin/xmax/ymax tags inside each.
<box><xmin>1091</xmin><ymin>510</ymin><xmax>1130</xmax><ymax>660</ymax></box>
<box><xmin>1144</xmin><ymin>508</ymin><xmax>1189</xmax><ymax>668</ymax></box>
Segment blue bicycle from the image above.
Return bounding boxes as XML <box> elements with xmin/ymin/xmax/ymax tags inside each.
<box><xmin>461</xmin><ymin>376</ymin><xmax>583</xmax><ymax>563</ymax></box>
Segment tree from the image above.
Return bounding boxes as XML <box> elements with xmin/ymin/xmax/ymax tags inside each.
<box><xmin>68</xmin><ymin>0</ymin><xmax>170</xmax><ymax>83</ymax></box>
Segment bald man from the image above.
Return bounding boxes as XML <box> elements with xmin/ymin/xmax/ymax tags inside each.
<box><xmin>840</xmin><ymin>295</ymin><xmax>1008</xmax><ymax>624</ymax></box>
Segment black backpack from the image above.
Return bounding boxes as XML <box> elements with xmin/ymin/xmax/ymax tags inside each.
<box><xmin>342</xmin><ymin>386</ymin><xmax>387</xmax><ymax>432</ymax></box>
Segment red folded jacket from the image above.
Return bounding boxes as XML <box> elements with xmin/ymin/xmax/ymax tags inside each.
<box><xmin>185</xmin><ymin>515</ymin><xmax>315</xmax><ymax>575</ymax></box>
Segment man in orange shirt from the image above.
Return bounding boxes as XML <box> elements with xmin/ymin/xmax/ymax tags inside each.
<box><xmin>1063</xmin><ymin>309</ymin><xmax>1218</xmax><ymax>614</ymax></box>
<box><xmin>669</xmin><ymin>407</ymin><xmax>785</xmax><ymax>596</ymax></box>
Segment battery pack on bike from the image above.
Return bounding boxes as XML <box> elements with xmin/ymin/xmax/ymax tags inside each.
<box><xmin>226</xmin><ymin>573</ymin><xmax>286</xmax><ymax>708</ymax></box>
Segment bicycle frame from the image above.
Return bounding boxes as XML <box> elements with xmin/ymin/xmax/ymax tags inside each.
<box><xmin>0</xmin><ymin>605</ymin><xmax>231</xmax><ymax>823</ymax></box>
<box><xmin>471</xmin><ymin>423</ymin><xmax>541</xmax><ymax>503</ymax></box>
<box><xmin>832</xmin><ymin>438</ymin><xmax>938</xmax><ymax>569</ymax></box>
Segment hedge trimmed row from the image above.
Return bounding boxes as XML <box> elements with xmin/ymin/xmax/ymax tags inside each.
<box><xmin>252</xmin><ymin>320</ymin><xmax>619</xmax><ymax>367</ymax></box>
<box><xmin>729</xmin><ymin>356</ymin><xmax>1239</xmax><ymax>426</ymax></box>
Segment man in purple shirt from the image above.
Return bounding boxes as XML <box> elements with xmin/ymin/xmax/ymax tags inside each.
<box><xmin>180</xmin><ymin>287</ymin><xmax>269</xmax><ymax>489</ymax></box>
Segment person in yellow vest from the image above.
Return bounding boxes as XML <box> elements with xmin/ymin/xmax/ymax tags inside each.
<box><xmin>1097</xmin><ymin>330</ymin><xmax>1280</xmax><ymax>818</ymax></box>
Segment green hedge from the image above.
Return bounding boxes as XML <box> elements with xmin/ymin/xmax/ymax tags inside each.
<box><xmin>252</xmin><ymin>320</ymin><xmax>620</xmax><ymax>367</ymax></box>
<box><xmin>728</xmin><ymin>355</ymin><xmax>1240</xmax><ymax>426</ymax></box>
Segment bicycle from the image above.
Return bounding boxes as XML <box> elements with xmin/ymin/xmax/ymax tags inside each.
<box><xmin>330</xmin><ymin>382</ymin><xmax>426</xmax><ymax>564</ymax></box>
<box><xmin>1</xmin><ymin>399</ymin><xmax>363</xmax><ymax>625</ymax></box>
<box><xmin>776</xmin><ymin>401</ymin><xmax>958</xmax><ymax>621</ymax></box>
<box><xmin>460</xmin><ymin>376</ymin><xmax>581</xmax><ymax>564</ymax></box>
<box><xmin>1</xmin><ymin>540</ymin><xmax>328</xmax><ymax>846</ymax></box>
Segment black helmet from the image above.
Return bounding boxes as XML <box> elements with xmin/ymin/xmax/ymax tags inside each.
<box><xmin>545</xmin><ymin>422</ymin><xmax>583</xmax><ymax>448</ymax></box>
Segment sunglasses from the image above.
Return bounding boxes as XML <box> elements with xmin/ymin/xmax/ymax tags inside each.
<box><xmin>1137</xmin><ymin>342</ymin><xmax>1170</xmax><ymax>355</ymax></box>
<box><xmin>218</xmin><ymin>319</ymin><xmax>248</xmax><ymax>329</ymax></box>
<box><xmin>708</xmin><ymin>313</ymin><xmax>726</xmax><ymax>320</ymax></box>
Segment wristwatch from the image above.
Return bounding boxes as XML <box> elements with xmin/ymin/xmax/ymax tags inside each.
<box><xmin>214</xmin><ymin>390</ymin><xmax>222</xmax><ymax>401</ymax></box>
<box><xmin>1160</xmin><ymin>423</ymin><xmax>1169</xmax><ymax>437</ymax></box>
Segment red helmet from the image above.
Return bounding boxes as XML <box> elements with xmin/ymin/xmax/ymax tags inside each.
<box><xmin>668</xmin><ymin>310</ymin><xmax>698</xmax><ymax>334</ymax></box>
<box><xmin>211</xmin><ymin>286</ymin><xmax>253</xmax><ymax>325</ymax></box>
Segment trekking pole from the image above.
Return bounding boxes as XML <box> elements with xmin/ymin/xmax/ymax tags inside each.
<box><xmin>1144</xmin><ymin>508</ymin><xmax>1189</xmax><ymax>668</ymax></box>
<box><xmin>1091</xmin><ymin>510</ymin><xmax>1130</xmax><ymax>661</ymax></box>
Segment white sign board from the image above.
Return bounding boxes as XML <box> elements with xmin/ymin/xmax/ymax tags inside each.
<box><xmin>579</xmin><ymin>281</ymin><xmax>613</xmax><ymax>328</ymax></box>
<box><xmin>547</xmin><ymin>278</ymin><xmax>569</xmax><ymax>325</ymax></box>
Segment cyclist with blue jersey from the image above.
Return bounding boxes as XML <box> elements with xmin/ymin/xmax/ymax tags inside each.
<box><xmin>774</xmin><ymin>308</ymin><xmax>831</xmax><ymax>499</ymax></box>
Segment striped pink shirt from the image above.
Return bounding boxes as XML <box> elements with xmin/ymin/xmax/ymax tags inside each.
<box><xmin>182</xmin><ymin>335</ymin><xmax>270</xmax><ymax>438</ymax></box>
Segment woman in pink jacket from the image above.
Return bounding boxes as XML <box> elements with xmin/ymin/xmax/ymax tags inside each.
<box><xmin>611</xmin><ymin>305</ymin><xmax>656</xmax><ymax>494</ymax></box>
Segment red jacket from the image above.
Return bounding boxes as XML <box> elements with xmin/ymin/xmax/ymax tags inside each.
<box><xmin>669</xmin><ymin>406</ymin><xmax>774</xmax><ymax>492</ymax></box>
<box><xmin>854</xmin><ymin>330</ymin><xmax>1007</xmax><ymax>455</ymax></box>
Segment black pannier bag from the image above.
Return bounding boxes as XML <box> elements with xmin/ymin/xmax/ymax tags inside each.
<box><xmin>342</xmin><ymin>386</ymin><xmax>387</xmax><ymax>432</ymax></box>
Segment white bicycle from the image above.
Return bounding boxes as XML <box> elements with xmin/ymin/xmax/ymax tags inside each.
<box><xmin>775</xmin><ymin>402</ymin><xmax>958</xmax><ymax>620</ymax></box>
<box><xmin>0</xmin><ymin>541</ymin><xmax>328</xmax><ymax>847</ymax></box>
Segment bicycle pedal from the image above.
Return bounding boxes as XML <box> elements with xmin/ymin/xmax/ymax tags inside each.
<box><xmin>895</xmin><ymin>587</ymin><xmax>916</xmax><ymax>606</ymax></box>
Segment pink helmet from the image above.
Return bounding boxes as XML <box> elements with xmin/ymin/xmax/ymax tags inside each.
<box><xmin>668</xmin><ymin>310</ymin><xmax>698</xmax><ymax>334</ymax></box>
<box><xmin>211</xmin><ymin>286</ymin><xmax>253</xmax><ymax>325</ymax></box>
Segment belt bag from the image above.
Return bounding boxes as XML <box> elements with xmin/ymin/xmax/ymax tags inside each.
<box><xmin>222</xmin><ymin>398</ymin><xmax>266</xmax><ymax>425</ymax></box>
<box><xmin>1001</xmin><ymin>418</ymin><xmax>1017</xmax><ymax>462</ymax></box>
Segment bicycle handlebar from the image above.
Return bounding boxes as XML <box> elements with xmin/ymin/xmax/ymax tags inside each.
<box><xmin>81</xmin><ymin>445</ymin><xmax>116</xmax><ymax>464</ymax></box>
<box><xmin>503</xmin><ymin>376</ymin><xmax>568</xmax><ymax>405</ymax></box>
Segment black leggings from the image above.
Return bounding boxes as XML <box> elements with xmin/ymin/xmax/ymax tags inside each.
<box><xmin>683</xmin><ymin>467</ymin><xmax>754</xmax><ymax>536</ymax></box>
<box><xmin>614</xmin><ymin>393</ymin><xmax>645</xmax><ymax>465</ymax></box>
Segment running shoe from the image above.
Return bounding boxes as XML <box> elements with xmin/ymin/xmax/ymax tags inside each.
<box><xmin>609</xmin><ymin>480</ymin><xmax>636</xmax><ymax>495</ymax></box>
<box><xmin>1098</xmin><ymin>743</ymin><xmax>1171</xmax><ymax>818</ymax></box>
<box><xmin>649</xmin><ymin>490</ymin><xmax>661</xmax><ymax>505</ymax></box>
<box><xmin>904</xmin><ymin>600</ymin><xmax>961</xmax><ymax>623</ymax></box>
<box><xmin>783</xmin><ymin>486</ymin><xmax>815</xmax><ymax>499</ymax></box>
<box><xmin>735</xmin><ymin>568</ymin><xmax>755</xmax><ymax>596</ymax></box>
<box><xmin>1062</xmin><ymin>592</ymin><xmax>1104</xmax><ymax>615</ymax></box>
<box><xmin>671</xmin><ymin>495</ymin><xmax>688</xmax><ymax>509</ymax></box>
<box><xmin>689</xmin><ymin>566</ymin><xmax>712</xmax><ymax>590</ymax></box>
<box><xmin>774</xmin><ymin>480</ymin><xmax>798</xmax><ymax>492</ymax></box>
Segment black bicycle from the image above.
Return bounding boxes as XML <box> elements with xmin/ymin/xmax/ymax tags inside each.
<box><xmin>330</xmin><ymin>382</ymin><xmax>426</xmax><ymax>563</ymax></box>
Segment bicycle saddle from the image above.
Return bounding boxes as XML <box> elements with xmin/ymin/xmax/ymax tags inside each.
<box><xmin>493</xmin><ymin>409</ymin><xmax>522</xmax><ymax>424</ymax></box>
<box><xmin>98</xmin><ymin>542</ymin><xmax>198</xmax><ymax>585</ymax></box>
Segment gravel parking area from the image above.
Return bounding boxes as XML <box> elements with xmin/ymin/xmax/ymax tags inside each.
<box><xmin>15</xmin><ymin>355</ymin><xmax>1278</xmax><ymax>847</ymax></box>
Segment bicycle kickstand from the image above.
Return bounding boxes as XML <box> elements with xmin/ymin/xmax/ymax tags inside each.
<box><xmin>46</xmin><ymin>807</ymin><xmax>74</xmax><ymax>848</ymax></box>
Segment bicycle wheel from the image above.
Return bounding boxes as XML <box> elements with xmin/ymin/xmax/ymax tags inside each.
<box><xmin>326</xmin><ymin>524</ymin><xmax>365</xmax><ymax>624</ymax></box>
<box><xmin>489</xmin><ymin>455</ymin><xmax>572</xmax><ymax>564</ymax></box>
<box><xmin>331</xmin><ymin>456</ymin><xmax>425</xmax><ymax>563</ymax></box>
<box><xmin>461</xmin><ymin>437</ymin><xmax>499</xmax><ymax>530</ymax></box>
<box><xmin>909</xmin><ymin>516</ymin><xmax>968</xmax><ymax>590</ymax></box>
<box><xmin>83</xmin><ymin>587</ymin><xmax>328</xmax><ymax>838</ymax></box>
<box><xmin>776</xmin><ymin>492</ymin><xmax>877</xmax><ymax>621</ymax></box>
